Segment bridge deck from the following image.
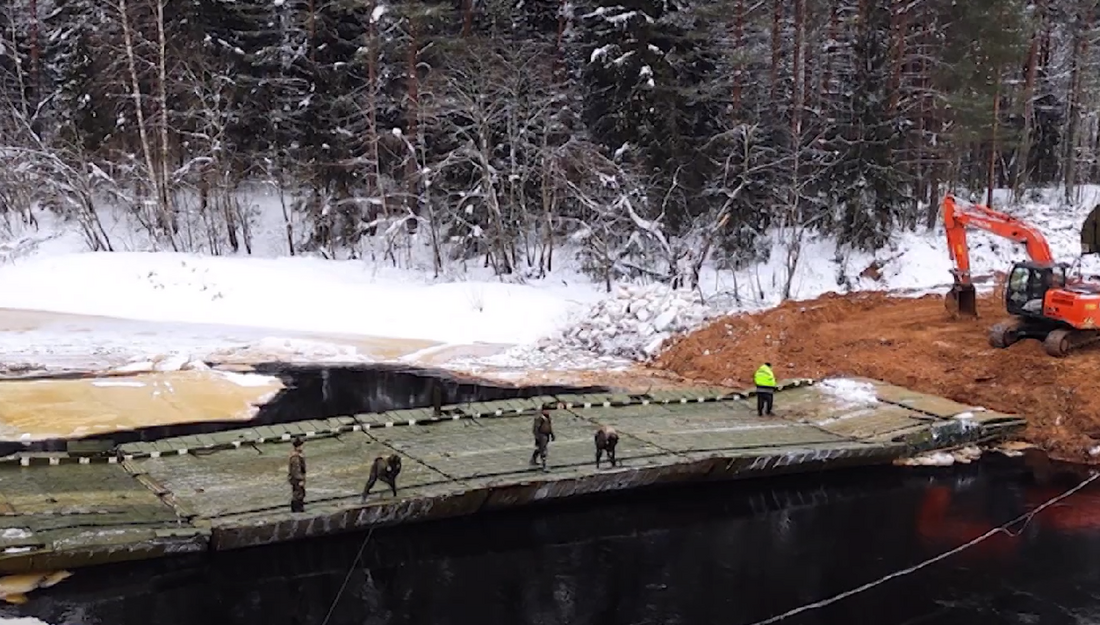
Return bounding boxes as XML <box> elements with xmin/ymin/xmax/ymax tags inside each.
<box><xmin>0</xmin><ymin>378</ymin><xmax>1024</xmax><ymax>573</ymax></box>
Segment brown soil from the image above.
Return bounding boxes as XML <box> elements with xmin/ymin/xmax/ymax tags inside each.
<box><xmin>482</xmin><ymin>367</ymin><xmax>707</xmax><ymax>393</ymax></box>
<box><xmin>651</xmin><ymin>291</ymin><xmax>1099</xmax><ymax>463</ymax></box>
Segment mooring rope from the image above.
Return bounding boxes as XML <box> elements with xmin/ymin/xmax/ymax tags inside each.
<box><xmin>320</xmin><ymin>526</ymin><xmax>375</xmax><ymax>625</ymax></box>
<box><xmin>742</xmin><ymin>470</ymin><xmax>1100</xmax><ymax>625</ymax></box>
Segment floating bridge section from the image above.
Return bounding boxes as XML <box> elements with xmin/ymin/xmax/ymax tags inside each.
<box><xmin>0</xmin><ymin>378</ymin><xmax>1025</xmax><ymax>574</ymax></box>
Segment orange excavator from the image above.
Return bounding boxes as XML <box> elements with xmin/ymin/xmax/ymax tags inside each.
<box><xmin>943</xmin><ymin>194</ymin><xmax>1100</xmax><ymax>356</ymax></box>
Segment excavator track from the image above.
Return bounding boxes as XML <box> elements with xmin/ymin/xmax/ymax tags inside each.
<box><xmin>991</xmin><ymin>318</ymin><xmax>1100</xmax><ymax>356</ymax></box>
<box><xmin>988</xmin><ymin>320</ymin><xmax>1022</xmax><ymax>348</ymax></box>
<box><xmin>1042</xmin><ymin>328</ymin><xmax>1100</xmax><ymax>357</ymax></box>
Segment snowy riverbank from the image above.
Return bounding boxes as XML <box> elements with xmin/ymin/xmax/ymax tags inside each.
<box><xmin>0</xmin><ymin>186</ymin><xmax>1096</xmax><ymax>376</ymax></box>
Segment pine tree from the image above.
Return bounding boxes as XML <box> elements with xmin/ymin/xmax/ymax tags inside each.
<box><xmin>824</xmin><ymin>0</ymin><xmax>910</xmax><ymax>249</ymax></box>
<box><xmin>42</xmin><ymin>0</ymin><xmax>114</xmax><ymax>150</ymax></box>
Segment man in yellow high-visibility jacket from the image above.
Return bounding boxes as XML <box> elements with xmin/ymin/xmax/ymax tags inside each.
<box><xmin>754</xmin><ymin>362</ymin><xmax>777</xmax><ymax>416</ymax></box>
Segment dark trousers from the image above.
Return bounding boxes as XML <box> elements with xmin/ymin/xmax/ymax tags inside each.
<box><xmin>756</xmin><ymin>388</ymin><xmax>774</xmax><ymax>416</ymax></box>
<box><xmin>531</xmin><ymin>433</ymin><xmax>549</xmax><ymax>465</ymax></box>
<box><xmin>290</xmin><ymin>479</ymin><xmax>305</xmax><ymax>512</ymax></box>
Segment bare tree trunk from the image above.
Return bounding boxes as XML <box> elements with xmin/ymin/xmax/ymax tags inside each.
<box><xmin>888</xmin><ymin>0</ymin><xmax>905</xmax><ymax>114</ymax></box>
<box><xmin>801</xmin><ymin>1</ymin><xmax>814</xmax><ymax>114</ymax></box>
<box><xmin>155</xmin><ymin>0</ymin><xmax>173</xmax><ymax>235</ymax></box>
<box><xmin>554</xmin><ymin>0</ymin><xmax>569</xmax><ymax>82</ymax></box>
<box><xmin>478</xmin><ymin>130</ymin><xmax>512</xmax><ymax>275</ymax></box>
<box><xmin>117</xmin><ymin>0</ymin><xmax>171</xmax><ymax>245</ymax></box>
<box><xmin>1064</xmin><ymin>14</ymin><xmax>1084</xmax><ymax>205</ymax></box>
<box><xmin>784</xmin><ymin>0</ymin><xmax>805</xmax><ymax>302</ymax></box>
<box><xmin>462</xmin><ymin>0</ymin><xmax>473</xmax><ymax>36</ymax></box>
<box><xmin>541</xmin><ymin>153</ymin><xmax>555</xmax><ymax>276</ymax></box>
<box><xmin>770</xmin><ymin>0</ymin><xmax>781</xmax><ymax>103</ymax></box>
<box><xmin>405</xmin><ymin>14</ymin><xmax>420</xmax><ymax>234</ymax></box>
<box><xmin>278</xmin><ymin>173</ymin><xmax>295</xmax><ymax>256</ymax></box>
<box><xmin>924</xmin><ymin>15</ymin><xmax>944</xmax><ymax>226</ymax></box>
<box><xmin>7</xmin><ymin>0</ymin><xmax>29</xmax><ymax>118</ymax></box>
<box><xmin>307</xmin><ymin>0</ymin><xmax>317</xmax><ymax>62</ymax></box>
<box><xmin>367</xmin><ymin>0</ymin><xmax>386</xmax><ymax>225</ymax></box>
<box><xmin>987</xmin><ymin>72</ymin><xmax>1001</xmax><ymax>208</ymax></box>
<box><xmin>821</xmin><ymin>0</ymin><xmax>839</xmax><ymax>96</ymax></box>
<box><xmin>1014</xmin><ymin>4</ymin><xmax>1041</xmax><ymax>199</ymax></box>
<box><xmin>791</xmin><ymin>0</ymin><xmax>803</xmax><ymax>138</ymax></box>
<box><xmin>733</xmin><ymin>0</ymin><xmax>744</xmax><ymax>112</ymax></box>
<box><xmin>28</xmin><ymin>0</ymin><xmax>39</xmax><ymax>100</ymax></box>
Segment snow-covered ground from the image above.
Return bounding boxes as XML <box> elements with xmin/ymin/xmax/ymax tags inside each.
<box><xmin>0</xmin><ymin>185</ymin><xmax>1097</xmax><ymax>377</ymax></box>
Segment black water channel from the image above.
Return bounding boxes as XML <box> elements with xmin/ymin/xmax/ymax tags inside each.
<box><xmin>6</xmin><ymin>453</ymin><xmax>1100</xmax><ymax>625</ymax></box>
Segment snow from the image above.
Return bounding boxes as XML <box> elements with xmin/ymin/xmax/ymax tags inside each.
<box><xmin>213</xmin><ymin>370</ymin><xmax>282</xmax><ymax>388</ymax></box>
<box><xmin>0</xmin><ymin>185</ymin><xmax>1098</xmax><ymax>378</ymax></box>
<box><xmin>0</xmin><ymin>252</ymin><xmax>597</xmax><ymax>347</ymax></box>
<box><xmin>901</xmin><ymin>451</ymin><xmax>956</xmax><ymax>466</ymax></box>
<box><xmin>590</xmin><ymin>44</ymin><xmax>613</xmax><ymax>63</ymax></box>
<box><xmin>446</xmin><ymin>283</ymin><xmax>714</xmax><ymax>370</ymax></box>
<box><xmin>0</xmin><ymin>619</ymin><xmax>52</xmax><ymax>625</ymax></box>
<box><xmin>0</xmin><ymin>529</ymin><xmax>30</xmax><ymax>540</ymax></box>
<box><xmin>895</xmin><ymin>445</ymin><xmax>983</xmax><ymax>466</ymax></box>
<box><xmin>696</xmin><ymin>186</ymin><xmax>1100</xmax><ymax>314</ymax></box>
<box><xmin>91</xmin><ymin>380</ymin><xmax>146</xmax><ymax>388</ymax></box>
<box><xmin>816</xmin><ymin>378</ymin><xmax>879</xmax><ymax>406</ymax></box>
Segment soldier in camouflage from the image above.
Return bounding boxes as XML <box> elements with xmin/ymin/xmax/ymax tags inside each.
<box><xmin>287</xmin><ymin>437</ymin><xmax>306</xmax><ymax>512</ymax></box>
<box><xmin>530</xmin><ymin>408</ymin><xmax>555</xmax><ymax>470</ymax></box>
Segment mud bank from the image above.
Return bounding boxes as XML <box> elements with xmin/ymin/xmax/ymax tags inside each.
<box><xmin>654</xmin><ymin>291</ymin><xmax>1099</xmax><ymax>462</ymax></box>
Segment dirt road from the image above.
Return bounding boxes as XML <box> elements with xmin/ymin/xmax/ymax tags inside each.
<box><xmin>652</xmin><ymin>291</ymin><xmax>1099</xmax><ymax>462</ymax></box>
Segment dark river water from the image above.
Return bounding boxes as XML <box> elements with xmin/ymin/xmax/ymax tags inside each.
<box><xmin>6</xmin><ymin>453</ymin><xmax>1100</xmax><ymax>625</ymax></box>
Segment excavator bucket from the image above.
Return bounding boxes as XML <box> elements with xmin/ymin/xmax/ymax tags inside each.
<box><xmin>945</xmin><ymin>283</ymin><xmax>977</xmax><ymax>317</ymax></box>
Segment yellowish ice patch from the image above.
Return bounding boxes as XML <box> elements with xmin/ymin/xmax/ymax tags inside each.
<box><xmin>0</xmin><ymin>371</ymin><xmax>283</xmax><ymax>441</ymax></box>
<box><xmin>0</xmin><ymin>570</ymin><xmax>72</xmax><ymax>605</ymax></box>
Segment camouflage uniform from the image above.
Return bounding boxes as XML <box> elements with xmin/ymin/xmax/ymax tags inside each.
<box><xmin>530</xmin><ymin>412</ymin><xmax>555</xmax><ymax>468</ymax></box>
<box><xmin>288</xmin><ymin>445</ymin><xmax>306</xmax><ymax>512</ymax></box>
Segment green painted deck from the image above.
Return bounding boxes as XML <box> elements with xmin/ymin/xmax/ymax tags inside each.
<box><xmin>0</xmin><ymin>378</ymin><xmax>1024</xmax><ymax>573</ymax></box>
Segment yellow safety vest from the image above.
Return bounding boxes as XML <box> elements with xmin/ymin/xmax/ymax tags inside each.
<box><xmin>754</xmin><ymin>364</ymin><xmax>776</xmax><ymax>387</ymax></box>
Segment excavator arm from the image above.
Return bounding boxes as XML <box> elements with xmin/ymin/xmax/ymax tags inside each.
<box><xmin>942</xmin><ymin>195</ymin><xmax>1054</xmax><ymax>316</ymax></box>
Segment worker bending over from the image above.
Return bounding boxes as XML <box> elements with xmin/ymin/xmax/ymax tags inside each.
<box><xmin>754</xmin><ymin>362</ymin><xmax>776</xmax><ymax>416</ymax></box>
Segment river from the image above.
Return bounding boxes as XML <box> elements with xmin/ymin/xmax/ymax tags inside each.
<box><xmin>4</xmin><ymin>453</ymin><xmax>1098</xmax><ymax>625</ymax></box>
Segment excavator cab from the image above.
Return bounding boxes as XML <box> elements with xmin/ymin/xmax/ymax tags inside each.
<box><xmin>1004</xmin><ymin>261</ymin><xmax>1066</xmax><ymax>318</ymax></box>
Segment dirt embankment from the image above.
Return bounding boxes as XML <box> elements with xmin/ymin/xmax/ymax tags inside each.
<box><xmin>651</xmin><ymin>291</ymin><xmax>1099</xmax><ymax>462</ymax></box>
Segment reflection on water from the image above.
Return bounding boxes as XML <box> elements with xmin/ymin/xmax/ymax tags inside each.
<box><xmin>5</xmin><ymin>454</ymin><xmax>1100</xmax><ymax>625</ymax></box>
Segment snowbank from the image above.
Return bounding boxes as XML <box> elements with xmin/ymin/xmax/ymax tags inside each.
<box><xmin>446</xmin><ymin>283</ymin><xmax>716</xmax><ymax>370</ymax></box>
<box><xmin>551</xmin><ymin>284</ymin><xmax>716</xmax><ymax>360</ymax></box>
<box><xmin>0</xmin><ymin>251</ymin><xmax>602</xmax><ymax>347</ymax></box>
<box><xmin>816</xmin><ymin>378</ymin><xmax>879</xmax><ymax>406</ymax></box>
<box><xmin>100</xmin><ymin>356</ymin><xmax>280</xmax><ymax>388</ymax></box>
<box><xmin>205</xmin><ymin>337</ymin><xmax>376</xmax><ymax>364</ymax></box>
<box><xmin>110</xmin><ymin>353</ymin><xmax>211</xmax><ymax>374</ymax></box>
